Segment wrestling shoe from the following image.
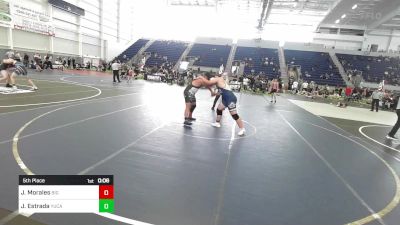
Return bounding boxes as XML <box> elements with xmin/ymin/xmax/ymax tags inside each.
<box><xmin>238</xmin><ymin>128</ymin><xmax>246</xmax><ymax>136</ymax></box>
<box><xmin>211</xmin><ymin>122</ymin><xmax>221</xmax><ymax>128</ymax></box>
<box><xmin>386</xmin><ymin>135</ymin><xmax>398</xmax><ymax>140</ymax></box>
<box><xmin>188</xmin><ymin>117</ymin><xmax>196</xmax><ymax>121</ymax></box>
<box><xmin>183</xmin><ymin>120</ymin><xmax>192</xmax><ymax>126</ymax></box>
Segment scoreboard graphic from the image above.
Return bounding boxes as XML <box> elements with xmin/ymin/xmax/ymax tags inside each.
<box><xmin>18</xmin><ymin>175</ymin><xmax>114</xmax><ymax>213</ymax></box>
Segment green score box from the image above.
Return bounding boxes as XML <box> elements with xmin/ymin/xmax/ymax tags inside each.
<box><xmin>99</xmin><ymin>199</ymin><xmax>114</xmax><ymax>213</ymax></box>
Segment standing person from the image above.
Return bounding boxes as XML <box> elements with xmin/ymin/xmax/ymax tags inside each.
<box><xmin>112</xmin><ymin>60</ymin><xmax>121</xmax><ymax>83</ymax></box>
<box><xmin>202</xmin><ymin>72</ymin><xmax>246</xmax><ymax>136</ymax></box>
<box><xmin>126</xmin><ymin>67</ymin><xmax>133</xmax><ymax>83</ymax></box>
<box><xmin>183</xmin><ymin>73</ymin><xmax>215</xmax><ymax>126</ymax></box>
<box><xmin>243</xmin><ymin>76</ymin><xmax>249</xmax><ymax>91</ymax></box>
<box><xmin>238</xmin><ymin>76</ymin><xmax>243</xmax><ymax>91</ymax></box>
<box><xmin>23</xmin><ymin>53</ymin><xmax>29</xmax><ymax>67</ymax></box>
<box><xmin>269</xmin><ymin>78</ymin><xmax>279</xmax><ymax>103</ymax></box>
<box><xmin>102</xmin><ymin>61</ymin><xmax>107</xmax><ymax>72</ymax></box>
<box><xmin>62</xmin><ymin>57</ymin><xmax>67</xmax><ymax>67</ymax></box>
<box><xmin>371</xmin><ymin>88</ymin><xmax>383</xmax><ymax>112</ymax></box>
<box><xmin>33</xmin><ymin>53</ymin><xmax>42</xmax><ymax>72</ymax></box>
<box><xmin>67</xmin><ymin>57</ymin><xmax>71</xmax><ymax>69</ymax></box>
<box><xmin>72</xmin><ymin>58</ymin><xmax>76</xmax><ymax>69</ymax></box>
<box><xmin>387</xmin><ymin>96</ymin><xmax>400</xmax><ymax>140</ymax></box>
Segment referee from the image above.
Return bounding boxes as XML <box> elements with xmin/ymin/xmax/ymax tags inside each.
<box><xmin>370</xmin><ymin>88</ymin><xmax>383</xmax><ymax>112</ymax></box>
<box><xmin>112</xmin><ymin>60</ymin><xmax>121</xmax><ymax>83</ymax></box>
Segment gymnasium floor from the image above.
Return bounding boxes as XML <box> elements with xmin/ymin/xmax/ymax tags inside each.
<box><xmin>0</xmin><ymin>70</ymin><xmax>400</xmax><ymax>225</ymax></box>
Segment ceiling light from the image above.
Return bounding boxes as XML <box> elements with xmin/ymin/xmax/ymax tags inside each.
<box><xmin>335</xmin><ymin>19</ymin><xmax>340</xmax><ymax>24</ymax></box>
<box><xmin>352</xmin><ymin>4</ymin><xmax>358</xmax><ymax>9</ymax></box>
<box><xmin>341</xmin><ymin>14</ymin><xmax>346</xmax><ymax>19</ymax></box>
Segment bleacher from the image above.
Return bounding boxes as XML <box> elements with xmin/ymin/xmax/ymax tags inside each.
<box><xmin>187</xmin><ymin>43</ymin><xmax>231</xmax><ymax>68</ymax></box>
<box><xmin>285</xmin><ymin>50</ymin><xmax>345</xmax><ymax>86</ymax></box>
<box><xmin>234</xmin><ymin>46</ymin><xmax>280</xmax><ymax>79</ymax></box>
<box><xmin>337</xmin><ymin>53</ymin><xmax>400</xmax><ymax>85</ymax></box>
<box><xmin>145</xmin><ymin>40</ymin><xmax>188</xmax><ymax>67</ymax></box>
<box><xmin>116</xmin><ymin>39</ymin><xmax>149</xmax><ymax>62</ymax></box>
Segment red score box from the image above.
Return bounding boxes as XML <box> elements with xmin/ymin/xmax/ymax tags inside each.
<box><xmin>99</xmin><ymin>185</ymin><xmax>114</xmax><ymax>199</ymax></box>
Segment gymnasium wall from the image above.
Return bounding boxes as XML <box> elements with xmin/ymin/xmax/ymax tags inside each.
<box><xmin>2</xmin><ymin>0</ymin><xmax>136</xmax><ymax>61</ymax></box>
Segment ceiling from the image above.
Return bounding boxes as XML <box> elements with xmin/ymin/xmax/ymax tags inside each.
<box><xmin>266</xmin><ymin>0</ymin><xmax>340</xmax><ymax>27</ymax></box>
<box><xmin>169</xmin><ymin>0</ymin><xmax>340</xmax><ymax>28</ymax></box>
<box><xmin>167</xmin><ymin>0</ymin><xmax>400</xmax><ymax>31</ymax></box>
<box><xmin>319</xmin><ymin>0</ymin><xmax>400</xmax><ymax>30</ymax></box>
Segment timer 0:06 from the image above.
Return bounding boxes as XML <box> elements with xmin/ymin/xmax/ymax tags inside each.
<box><xmin>98</xmin><ymin>178</ymin><xmax>110</xmax><ymax>184</ymax></box>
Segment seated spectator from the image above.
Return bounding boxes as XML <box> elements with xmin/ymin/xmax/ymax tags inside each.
<box><xmin>336</xmin><ymin>102</ymin><xmax>348</xmax><ymax>108</ymax></box>
<box><xmin>292</xmin><ymin>80</ymin><xmax>299</xmax><ymax>94</ymax></box>
<box><xmin>302</xmin><ymin>81</ymin><xmax>308</xmax><ymax>92</ymax></box>
<box><xmin>29</xmin><ymin>60</ymin><xmax>35</xmax><ymax>69</ymax></box>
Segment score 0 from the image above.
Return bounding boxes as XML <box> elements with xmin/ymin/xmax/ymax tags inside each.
<box><xmin>99</xmin><ymin>184</ymin><xmax>114</xmax><ymax>213</ymax></box>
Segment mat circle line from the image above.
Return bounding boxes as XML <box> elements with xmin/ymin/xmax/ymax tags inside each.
<box><xmin>303</xmin><ymin>121</ymin><xmax>400</xmax><ymax>225</ymax></box>
<box><xmin>359</xmin><ymin>125</ymin><xmax>400</xmax><ymax>153</ymax></box>
<box><xmin>0</xmin><ymin>79</ymin><xmax>101</xmax><ymax>108</ymax></box>
<box><xmin>10</xmin><ymin>102</ymin><xmax>399</xmax><ymax>225</ymax></box>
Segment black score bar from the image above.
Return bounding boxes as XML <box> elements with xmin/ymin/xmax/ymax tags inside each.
<box><xmin>19</xmin><ymin>175</ymin><xmax>113</xmax><ymax>185</ymax></box>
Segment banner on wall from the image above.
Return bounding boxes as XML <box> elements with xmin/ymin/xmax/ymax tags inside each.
<box><xmin>10</xmin><ymin>3</ymin><xmax>55</xmax><ymax>36</ymax></box>
<box><xmin>0</xmin><ymin>0</ymin><xmax>12</xmax><ymax>28</ymax></box>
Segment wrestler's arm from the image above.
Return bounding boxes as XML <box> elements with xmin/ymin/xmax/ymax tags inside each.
<box><xmin>3</xmin><ymin>58</ymin><xmax>15</xmax><ymax>64</ymax></box>
<box><xmin>200</xmin><ymin>77</ymin><xmax>218</xmax><ymax>96</ymax></box>
<box><xmin>200</xmin><ymin>76</ymin><xmax>218</xmax><ymax>86</ymax></box>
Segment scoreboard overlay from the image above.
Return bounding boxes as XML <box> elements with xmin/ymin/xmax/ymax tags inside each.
<box><xmin>18</xmin><ymin>175</ymin><xmax>114</xmax><ymax>214</ymax></box>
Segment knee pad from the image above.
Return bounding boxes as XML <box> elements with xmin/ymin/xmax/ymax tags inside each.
<box><xmin>217</xmin><ymin>109</ymin><xmax>223</xmax><ymax>116</ymax></box>
<box><xmin>231</xmin><ymin>114</ymin><xmax>240</xmax><ymax>120</ymax></box>
<box><xmin>190</xmin><ymin>104</ymin><xmax>196</xmax><ymax>113</ymax></box>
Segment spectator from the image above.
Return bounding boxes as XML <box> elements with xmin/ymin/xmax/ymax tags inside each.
<box><xmin>23</xmin><ymin>53</ymin><xmax>29</xmax><ymax>67</ymax></box>
<box><xmin>301</xmin><ymin>80</ymin><xmax>308</xmax><ymax>92</ymax></box>
<box><xmin>292</xmin><ymin>80</ymin><xmax>298</xmax><ymax>94</ymax></box>
<box><xmin>43</xmin><ymin>55</ymin><xmax>53</xmax><ymax>69</ymax></box>
<box><xmin>33</xmin><ymin>53</ymin><xmax>42</xmax><ymax>72</ymax></box>
<box><xmin>370</xmin><ymin>88</ymin><xmax>383</xmax><ymax>112</ymax></box>
<box><xmin>243</xmin><ymin>77</ymin><xmax>249</xmax><ymax>90</ymax></box>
